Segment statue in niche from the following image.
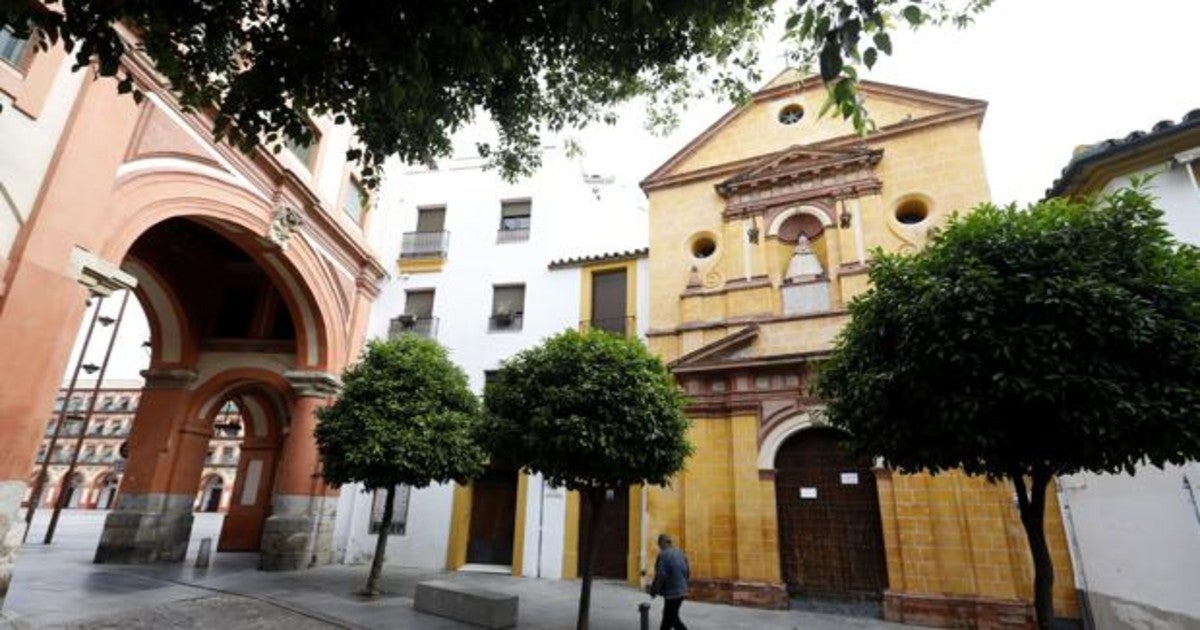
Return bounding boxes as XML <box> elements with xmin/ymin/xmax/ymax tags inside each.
<box><xmin>785</xmin><ymin>234</ymin><xmax>825</xmax><ymax>281</ymax></box>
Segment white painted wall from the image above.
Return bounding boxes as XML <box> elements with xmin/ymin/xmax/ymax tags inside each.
<box><xmin>333</xmin><ymin>142</ymin><xmax>649</xmax><ymax>575</ymax></box>
<box><xmin>0</xmin><ymin>56</ymin><xmax>85</xmax><ymax>262</ymax></box>
<box><xmin>1060</xmin><ymin>152</ymin><xmax>1200</xmax><ymax>628</ymax></box>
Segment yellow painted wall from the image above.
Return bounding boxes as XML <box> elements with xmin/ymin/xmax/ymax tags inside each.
<box><xmin>643</xmin><ymin>74</ymin><xmax>1079</xmax><ymax>620</ymax></box>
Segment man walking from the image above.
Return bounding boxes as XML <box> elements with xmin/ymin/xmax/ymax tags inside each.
<box><xmin>648</xmin><ymin>533</ymin><xmax>689</xmax><ymax>630</ymax></box>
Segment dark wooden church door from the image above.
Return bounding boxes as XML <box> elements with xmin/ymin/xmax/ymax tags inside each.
<box><xmin>774</xmin><ymin>428</ymin><xmax>887</xmax><ymax>600</ymax></box>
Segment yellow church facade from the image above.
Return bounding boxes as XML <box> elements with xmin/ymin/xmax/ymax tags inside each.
<box><xmin>639</xmin><ymin>72</ymin><xmax>1081</xmax><ymax>628</ymax></box>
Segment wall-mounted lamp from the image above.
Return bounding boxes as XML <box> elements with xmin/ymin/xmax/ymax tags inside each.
<box><xmin>98</xmin><ymin>316</ymin><xmax>115</xmax><ymax>327</ymax></box>
<box><xmin>839</xmin><ymin>209</ymin><xmax>853</xmax><ymax>229</ymax></box>
<box><xmin>746</xmin><ymin>226</ymin><xmax>760</xmax><ymax>244</ymax></box>
<box><xmin>82</xmin><ymin>363</ymin><xmax>100</xmax><ymax>375</ymax></box>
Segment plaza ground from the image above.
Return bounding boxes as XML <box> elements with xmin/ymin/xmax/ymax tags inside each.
<box><xmin>4</xmin><ymin>511</ymin><xmax>926</xmax><ymax>629</ymax></box>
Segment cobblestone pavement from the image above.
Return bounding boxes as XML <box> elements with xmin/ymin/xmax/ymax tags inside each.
<box><xmin>6</xmin><ymin>511</ymin><xmax>927</xmax><ymax>630</ymax></box>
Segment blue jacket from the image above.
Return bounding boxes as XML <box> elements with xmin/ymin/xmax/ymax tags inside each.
<box><xmin>651</xmin><ymin>547</ymin><xmax>690</xmax><ymax>599</ymax></box>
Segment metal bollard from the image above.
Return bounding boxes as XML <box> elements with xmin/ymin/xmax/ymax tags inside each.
<box><xmin>195</xmin><ymin>537</ymin><xmax>212</xmax><ymax>568</ymax></box>
<box><xmin>638</xmin><ymin>602</ymin><xmax>651</xmax><ymax>630</ymax></box>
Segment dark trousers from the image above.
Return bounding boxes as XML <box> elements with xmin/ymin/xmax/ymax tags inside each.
<box><xmin>660</xmin><ymin>597</ymin><xmax>687</xmax><ymax>630</ymax></box>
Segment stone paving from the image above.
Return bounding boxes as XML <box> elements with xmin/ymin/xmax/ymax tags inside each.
<box><xmin>4</xmin><ymin>511</ymin><xmax>927</xmax><ymax>629</ymax></box>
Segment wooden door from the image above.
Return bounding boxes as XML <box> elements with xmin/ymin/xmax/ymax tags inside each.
<box><xmin>774</xmin><ymin>428</ymin><xmax>887</xmax><ymax>600</ymax></box>
<box><xmin>590</xmin><ymin>269</ymin><xmax>628</xmax><ymax>335</ymax></box>
<box><xmin>467</xmin><ymin>469</ymin><xmax>518</xmax><ymax>566</ymax></box>
<box><xmin>578</xmin><ymin>488</ymin><xmax>630</xmax><ymax>579</ymax></box>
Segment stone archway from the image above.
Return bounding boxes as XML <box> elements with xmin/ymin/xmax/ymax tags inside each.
<box><xmin>0</xmin><ymin>67</ymin><xmax>383</xmax><ymax>611</ymax></box>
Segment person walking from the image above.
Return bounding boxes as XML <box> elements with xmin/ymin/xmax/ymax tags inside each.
<box><xmin>648</xmin><ymin>533</ymin><xmax>689</xmax><ymax>630</ymax></box>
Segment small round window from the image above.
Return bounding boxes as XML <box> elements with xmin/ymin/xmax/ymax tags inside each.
<box><xmin>690</xmin><ymin>235</ymin><xmax>717</xmax><ymax>259</ymax></box>
<box><xmin>778</xmin><ymin>103</ymin><xmax>805</xmax><ymax>125</ymax></box>
<box><xmin>895</xmin><ymin>199</ymin><xmax>930</xmax><ymax>225</ymax></box>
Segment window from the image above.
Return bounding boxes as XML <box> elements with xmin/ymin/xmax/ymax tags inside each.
<box><xmin>778</xmin><ymin>103</ymin><xmax>805</xmax><ymax>125</ymax></box>
<box><xmin>0</xmin><ymin>25</ymin><xmax>29</xmax><ymax>69</ymax></box>
<box><xmin>390</xmin><ymin>289</ymin><xmax>437</xmax><ymax>338</ymax></box>
<box><xmin>118</xmin><ymin>396</ymin><xmax>131</xmax><ymax>410</ymax></box>
<box><xmin>369</xmin><ymin>485</ymin><xmax>411</xmax><ymax>535</ymax></box>
<box><xmin>401</xmin><ymin>206</ymin><xmax>449</xmax><ymax>258</ymax></box>
<box><xmin>283</xmin><ymin>123</ymin><xmax>320</xmax><ymax>170</ymax></box>
<box><xmin>416</xmin><ymin>206</ymin><xmax>446</xmax><ymax>232</ymax></box>
<box><xmin>341</xmin><ymin>177</ymin><xmax>367</xmax><ymax>224</ymax></box>
<box><xmin>102</xmin><ymin>396</ymin><xmax>114</xmax><ymax>410</ymax></box>
<box><xmin>498</xmin><ymin>199</ymin><xmax>531</xmax><ymax>242</ymax></box>
<box><xmin>490</xmin><ymin>284</ymin><xmax>525</xmax><ymax>331</ymax></box>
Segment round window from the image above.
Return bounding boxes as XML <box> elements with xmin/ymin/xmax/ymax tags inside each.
<box><xmin>778</xmin><ymin>103</ymin><xmax>805</xmax><ymax>125</ymax></box>
<box><xmin>690</xmin><ymin>235</ymin><xmax>717</xmax><ymax>259</ymax></box>
<box><xmin>895</xmin><ymin>199</ymin><xmax>930</xmax><ymax>225</ymax></box>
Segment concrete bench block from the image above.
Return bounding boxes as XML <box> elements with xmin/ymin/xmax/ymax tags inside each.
<box><xmin>414</xmin><ymin>580</ymin><xmax>518</xmax><ymax>629</ymax></box>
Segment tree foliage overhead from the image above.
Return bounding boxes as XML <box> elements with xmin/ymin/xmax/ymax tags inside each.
<box><xmin>484</xmin><ymin>329</ymin><xmax>691</xmax><ymax>491</ymax></box>
<box><xmin>316</xmin><ymin>336</ymin><xmax>485</xmax><ymax>491</ymax></box>
<box><xmin>3</xmin><ymin>1</ymin><xmax>993</xmax><ymax>184</ymax></box>
<box><xmin>817</xmin><ymin>184</ymin><xmax>1200</xmax><ymax>628</ymax></box>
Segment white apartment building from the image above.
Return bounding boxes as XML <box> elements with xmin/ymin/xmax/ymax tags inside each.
<box><xmin>332</xmin><ymin>144</ymin><xmax>650</xmax><ymax>581</ymax></box>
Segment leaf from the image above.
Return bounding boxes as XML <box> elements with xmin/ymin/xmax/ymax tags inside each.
<box><xmin>873</xmin><ymin>31</ymin><xmax>892</xmax><ymax>55</ymax></box>
<box><xmin>819</xmin><ymin>40</ymin><xmax>844</xmax><ymax>82</ymax></box>
<box><xmin>902</xmin><ymin>5</ymin><xmax>923</xmax><ymax>26</ymax></box>
<box><xmin>863</xmin><ymin>48</ymin><xmax>878</xmax><ymax>69</ymax></box>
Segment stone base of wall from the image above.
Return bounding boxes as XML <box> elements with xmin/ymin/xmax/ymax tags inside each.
<box><xmin>884</xmin><ymin>590</ymin><xmax>1035</xmax><ymax>629</ymax></box>
<box><xmin>689</xmin><ymin>579</ymin><xmax>789</xmax><ymax>609</ymax></box>
<box><xmin>258</xmin><ymin>494</ymin><xmax>335</xmax><ymax>571</ymax></box>
<box><xmin>93</xmin><ymin>493</ymin><xmax>194</xmax><ymax>564</ymax></box>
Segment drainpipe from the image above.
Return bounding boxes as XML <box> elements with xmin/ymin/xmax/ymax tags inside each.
<box><xmin>535</xmin><ymin>474</ymin><xmax>545</xmax><ymax>578</ymax></box>
<box><xmin>1183</xmin><ymin>473</ymin><xmax>1200</xmax><ymax>530</ymax></box>
<box><xmin>1055</xmin><ymin>476</ymin><xmax>1095</xmax><ymax>630</ymax></box>
<box><xmin>1173</xmin><ymin>149</ymin><xmax>1200</xmax><ymax>206</ymax></box>
<box><xmin>639</xmin><ymin>483</ymin><xmax>648</xmax><ymax>586</ymax></box>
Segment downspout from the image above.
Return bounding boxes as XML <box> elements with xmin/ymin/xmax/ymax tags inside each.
<box><xmin>1055</xmin><ymin>477</ymin><xmax>1095</xmax><ymax>630</ymax></box>
<box><xmin>639</xmin><ymin>483</ymin><xmax>649</xmax><ymax>586</ymax></box>
<box><xmin>536</xmin><ymin>475</ymin><xmax>545</xmax><ymax>578</ymax></box>
<box><xmin>1173</xmin><ymin>149</ymin><xmax>1200</xmax><ymax>202</ymax></box>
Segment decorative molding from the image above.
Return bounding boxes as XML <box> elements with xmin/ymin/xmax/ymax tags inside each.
<box><xmin>265</xmin><ymin>203</ymin><xmax>305</xmax><ymax>248</ymax></box>
<box><xmin>283</xmin><ymin>370</ymin><xmax>341</xmax><ymax>397</ymax></box>
<box><xmin>68</xmin><ymin>246</ymin><xmax>138</xmax><ymax>296</ymax></box>
<box><xmin>140</xmin><ymin>368</ymin><xmax>199</xmax><ymax>389</ymax></box>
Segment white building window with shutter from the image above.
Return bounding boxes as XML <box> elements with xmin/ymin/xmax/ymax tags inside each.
<box><xmin>369</xmin><ymin>485</ymin><xmax>411</xmax><ymax>535</ymax></box>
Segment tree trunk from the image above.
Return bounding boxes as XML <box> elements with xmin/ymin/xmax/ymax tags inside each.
<box><xmin>1012</xmin><ymin>469</ymin><xmax>1055</xmax><ymax>630</ymax></box>
<box><xmin>576</xmin><ymin>488</ymin><xmax>606</xmax><ymax>630</ymax></box>
<box><xmin>363</xmin><ymin>485</ymin><xmax>395</xmax><ymax>598</ymax></box>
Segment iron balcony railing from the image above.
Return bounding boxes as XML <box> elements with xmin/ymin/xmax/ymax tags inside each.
<box><xmin>400</xmin><ymin>230</ymin><xmax>450</xmax><ymax>259</ymax></box>
<box><xmin>488</xmin><ymin>313</ymin><xmax>524</xmax><ymax>332</ymax></box>
<box><xmin>496</xmin><ymin>227</ymin><xmax>530</xmax><ymax>243</ymax></box>
<box><xmin>389</xmin><ymin>315</ymin><xmax>438</xmax><ymax>339</ymax></box>
<box><xmin>579</xmin><ymin>315</ymin><xmax>636</xmax><ymax>337</ymax></box>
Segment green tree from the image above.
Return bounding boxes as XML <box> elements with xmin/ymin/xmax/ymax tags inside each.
<box><xmin>817</xmin><ymin>185</ymin><xmax>1200</xmax><ymax>629</ymax></box>
<box><xmin>316</xmin><ymin>336</ymin><xmax>485</xmax><ymax>597</ymax></box>
<box><xmin>482</xmin><ymin>329</ymin><xmax>691</xmax><ymax>630</ymax></box>
<box><xmin>3</xmin><ymin>1</ymin><xmax>992</xmax><ymax>182</ymax></box>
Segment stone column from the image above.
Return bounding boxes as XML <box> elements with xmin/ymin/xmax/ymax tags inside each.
<box><xmin>94</xmin><ymin>369</ymin><xmax>200</xmax><ymax>564</ymax></box>
<box><xmin>259</xmin><ymin>371</ymin><xmax>340</xmax><ymax>571</ymax></box>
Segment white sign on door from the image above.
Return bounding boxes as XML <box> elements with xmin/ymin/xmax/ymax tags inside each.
<box><xmin>840</xmin><ymin>472</ymin><xmax>859</xmax><ymax>485</ymax></box>
<box><xmin>800</xmin><ymin>487</ymin><xmax>818</xmax><ymax>499</ymax></box>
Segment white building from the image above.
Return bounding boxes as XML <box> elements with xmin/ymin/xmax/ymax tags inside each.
<box><xmin>332</xmin><ymin>143</ymin><xmax>650</xmax><ymax>582</ymax></box>
<box><xmin>1047</xmin><ymin>109</ymin><xmax>1200</xmax><ymax>630</ymax></box>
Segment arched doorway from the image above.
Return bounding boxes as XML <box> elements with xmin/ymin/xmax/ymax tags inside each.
<box><xmin>198</xmin><ymin>475</ymin><xmax>225</xmax><ymax>513</ymax></box>
<box><xmin>95</xmin><ymin>473</ymin><xmax>120</xmax><ymax>510</ymax></box>
<box><xmin>774</xmin><ymin>427</ymin><xmax>887</xmax><ymax>601</ymax></box>
<box><xmin>61</xmin><ymin>472</ymin><xmax>85</xmax><ymax>509</ymax></box>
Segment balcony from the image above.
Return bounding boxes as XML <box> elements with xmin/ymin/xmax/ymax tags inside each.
<box><xmin>580</xmin><ymin>315</ymin><xmax>636</xmax><ymax>337</ymax></box>
<box><xmin>400</xmin><ymin>230</ymin><xmax>450</xmax><ymax>259</ymax></box>
<box><xmin>488</xmin><ymin>313</ymin><xmax>524</xmax><ymax>332</ymax></box>
<box><xmin>389</xmin><ymin>315</ymin><xmax>438</xmax><ymax>339</ymax></box>
<box><xmin>496</xmin><ymin>227</ymin><xmax>530</xmax><ymax>243</ymax></box>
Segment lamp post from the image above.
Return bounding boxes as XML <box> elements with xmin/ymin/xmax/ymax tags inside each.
<box><xmin>23</xmin><ymin>295</ymin><xmax>106</xmax><ymax>542</ymax></box>
<box><xmin>44</xmin><ymin>290</ymin><xmax>131</xmax><ymax>544</ymax></box>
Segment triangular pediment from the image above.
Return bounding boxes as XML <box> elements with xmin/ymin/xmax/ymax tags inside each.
<box><xmin>668</xmin><ymin>325</ymin><xmax>759</xmax><ymax>372</ymax></box>
<box><xmin>641</xmin><ymin>71</ymin><xmax>986</xmax><ymax>191</ymax></box>
<box><xmin>716</xmin><ymin>144</ymin><xmax>883</xmax><ymax>197</ymax></box>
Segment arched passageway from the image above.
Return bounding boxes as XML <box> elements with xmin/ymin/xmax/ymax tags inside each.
<box><xmin>773</xmin><ymin>427</ymin><xmax>888</xmax><ymax>601</ymax></box>
<box><xmin>0</xmin><ymin>63</ymin><xmax>383</xmax><ymax>614</ymax></box>
<box><xmin>198</xmin><ymin>475</ymin><xmax>225</xmax><ymax>513</ymax></box>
